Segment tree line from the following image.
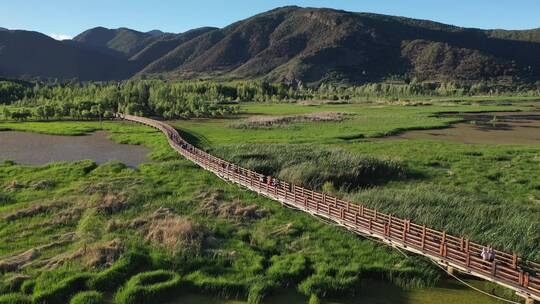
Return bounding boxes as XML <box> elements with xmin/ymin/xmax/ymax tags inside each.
<box><xmin>1</xmin><ymin>79</ymin><xmax>539</xmax><ymax>121</ymax></box>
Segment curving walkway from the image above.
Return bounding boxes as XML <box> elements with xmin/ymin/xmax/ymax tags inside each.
<box><xmin>119</xmin><ymin>113</ymin><xmax>540</xmax><ymax>303</ymax></box>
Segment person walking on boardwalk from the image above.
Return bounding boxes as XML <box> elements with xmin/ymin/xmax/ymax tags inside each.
<box><xmin>481</xmin><ymin>247</ymin><xmax>489</xmax><ymax>261</ymax></box>
<box><xmin>488</xmin><ymin>247</ymin><xmax>495</xmax><ymax>262</ymax></box>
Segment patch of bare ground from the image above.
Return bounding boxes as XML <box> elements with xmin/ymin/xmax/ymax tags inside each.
<box><xmin>4</xmin><ymin>179</ymin><xmax>56</xmax><ymax>192</ymax></box>
<box><xmin>35</xmin><ymin>239</ymin><xmax>123</xmax><ymax>270</ymax></box>
<box><xmin>82</xmin><ymin>177</ymin><xmax>143</xmax><ymax>195</ymax></box>
<box><xmin>230</xmin><ymin>112</ymin><xmax>353</xmax><ymax>129</ymax></box>
<box><xmin>145</xmin><ymin>216</ymin><xmax>205</xmax><ymax>255</ymax></box>
<box><xmin>195</xmin><ymin>191</ymin><xmax>269</xmax><ymax>222</ymax></box>
<box><xmin>2</xmin><ymin>202</ymin><xmax>63</xmax><ymax>221</ymax></box>
<box><xmin>4</xmin><ymin>180</ymin><xmax>26</xmax><ymax>191</ymax></box>
<box><xmin>0</xmin><ymin>232</ymin><xmax>77</xmax><ymax>272</ymax></box>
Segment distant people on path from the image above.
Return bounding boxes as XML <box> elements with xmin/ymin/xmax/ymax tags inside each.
<box><xmin>481</xmin><ymin>247</ymin><xmax>496</xmax><ymax>262</ymax></box>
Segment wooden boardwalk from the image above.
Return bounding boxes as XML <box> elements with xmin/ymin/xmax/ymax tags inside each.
<box><xmin>120</xmin><ymin>113</ymin><xmax>540</xmax><ymax>303</ymax></box>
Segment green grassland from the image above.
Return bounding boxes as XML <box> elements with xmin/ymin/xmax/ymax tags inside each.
<box><xmin>0</xmin><ymin>101</ymin><xmax>537</xmax><ymax>303</ymax></box>
<box><xmin>171</xmin><ymin>103</ymin><xmax>523</xmax><ymax>145</ymax></box>
<box><xmin>170</xmin><ymin>102</ymin><xmax>540</xmax><ymax>259</ymax></box>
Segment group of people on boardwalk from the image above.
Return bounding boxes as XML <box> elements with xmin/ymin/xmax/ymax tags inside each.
<box><xmin>259</xmin><ymin>175</ymin><xmax>281</xmax><ymax>188</ymax></box>
<box><xmin>481</xmin><ymin>247</ymin><xmax>496</xmax><ymax>262</ymax></box>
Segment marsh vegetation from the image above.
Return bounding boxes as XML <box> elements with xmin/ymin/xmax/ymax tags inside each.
<box><xmin>0</xmin><ymin>100</ymin><xmax>537</xmax><ymax>303</ymax></box>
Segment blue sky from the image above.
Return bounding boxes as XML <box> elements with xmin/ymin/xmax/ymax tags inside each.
<box><xmin>2</xmin><ymin>0</ymin><xmax>540</xmax><ymax>40</ymax></box>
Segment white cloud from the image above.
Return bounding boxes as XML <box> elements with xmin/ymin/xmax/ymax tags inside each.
<box><xmin>49</xmin><ymin>34</ymin><xmax>73</xmax><ymax>41</ymax></box>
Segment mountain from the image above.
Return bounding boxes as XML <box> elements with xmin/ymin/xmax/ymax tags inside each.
<box><xmin>0</xmin><ymin>29</ymin><xmax>135</xmax><ymax>80</ymax></box>
<box><xmin>137</xmin><ymin>6</ymin><xmax>540</xmax><ymax>84</ymax></box>
<box><xmin>130</xmin><ymin>27</ymin><xmax>217</xmax><ymax>67</ymax></box>
<box><xmin>73</xmin><ymin>27</ymin><xmax>167</xmax><ymax>58</ymax></box>
<box><xmin>1</xmin><ymin>7</ymin><xmax>540</xmax><ymax>84</ymax></box>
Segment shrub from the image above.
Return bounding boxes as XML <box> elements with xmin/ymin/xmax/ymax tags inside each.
<box><xmin>247</xmin><ymin>280</ymin><xmax>274</xmax><ymax>304</ymax></box>
<box><xmin>308</xmin><ymin>294</ymin><xmax>321</xmax><ymax>304</ymax></box>
<box><xmin>0</xmin><ymin>293</ymin><xmax>31</xmax><ymax>304</ymax></box>
<box><xmin>266</xmin><ymin>253</ymin><xmax>309</xmax><ymax>285</ymax></box>
<box><xmin>88</xmin><ymin>253</ymin><xmax>149</xmax><ymax>291</ymax></box>
<box><xmin>114</xmin><ymin>270</ymin><xmax>182</xmax><ymax>304</ymax></box>
<box><xmin>20</xmin><ymin>280</ymin><xmax>35</xmax><ymax>295</ymax></box>
<box><xmin>185</xmin><ymin>271</ymin><xmax>246</xmax><ymax>298</ymax></box>
<box><xmin>69</xmin><ymin>291</ymin><xmax>104</xmax><ymax>304</ymax></box>
<box><xmin>297</xmin><ymin>273</ymin><xmax>360</xmax><ymax>298</ymax></box>
<box><xmin>0</xmin><ymin>276</ymin><xmax>29</xmax><ymax>294</ymax></box>
<box><xmin>212</xmin><ymin>144</ymin><xmax>408</xmax><ymax>190</ymax></box>
<box><xmin>32</xmin><ymin>273</ymin><xmax>92</xmax><ymax>304</ymax></box>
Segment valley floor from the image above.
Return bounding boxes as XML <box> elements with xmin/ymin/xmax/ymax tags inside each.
<box><xmin>0</xmin><ymin>100</ymin><xmax>538</xmax><ymax>303</ymax></box>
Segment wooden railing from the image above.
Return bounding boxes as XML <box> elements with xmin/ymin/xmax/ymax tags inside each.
<box><xmin>120</xmin><ymin>114</ymin><xmax>540</xmax><ymax>301</ymax></box>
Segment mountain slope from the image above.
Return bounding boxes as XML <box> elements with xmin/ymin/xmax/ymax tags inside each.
<box><xmin>130</xmin><ymin>27</ymin><xmax>217</xmax><ymax>67</ymax></box>
<box><xmin>138</xmin><ymin>6</ymin><xmax>540</xmax><ymax>84</ymax></box>
<box><xmin>2</xmin><ymin>7</ymin><xmax>540</xmax><ymax>83</ymax></box>
<box><xmin>73</xmin><ymin>27</ymin><xmax>166</xmax><ymax>57</ymax></box>
<box><xmin>0</xmin><ymin>30</ymin><xmax>135</xmax><ymax>80</ymax></box>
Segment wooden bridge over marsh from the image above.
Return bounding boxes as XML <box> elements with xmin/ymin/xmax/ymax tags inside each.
<box><xmin>120</xmin><ymin>113</ymin><xmax>540</xmax><ymax>304</ymax></box>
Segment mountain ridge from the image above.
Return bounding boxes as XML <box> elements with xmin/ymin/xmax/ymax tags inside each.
<box><xmin>2</xmin><ymin>6</ymin><xmax>540</xmax><ymax>83</ymax></box>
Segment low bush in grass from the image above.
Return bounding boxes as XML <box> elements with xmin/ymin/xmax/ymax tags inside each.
<box><xmin>0</xmin><ymin>276</ymin><xmax>28</xmax><ymax>294</ymax></box>
<box><xmin>297</xmin><ymin>272</ymin><xmax>360</xmax><ymax>298</ymax></box>
<box><xmin>266</xmin><ymin>253</ymin><xmax>309</xmax><ymax>286</ymax></box>
<box><xmin>212</xmin><ymin>144</ymin><xmax>408</xmax><ymax>190</ymax></box>
<box><xmin>69</xmin><ymin>291</ymin><xmax>104</xmax><ymax>304</ymax></box>
<box><xmin>20</xmin><ymin>280</ymin><xmax>34</xmax><ymax>295</ymax></box>
<box><xmin>247</xmin><ymin>280</ymin><xmax>276</xmax><ymax>304</ymax></box>
<box><xmin>32</xmin><ymin>273</ymin><xmax>92</xmax><ymax>304</ymax></box>
<box><xmin>114</xmin><ymin>270</ymin><xmax>182</xmax><ymax>304</ymax></box>
<box><xmin>88</xmin><ymin>252</ymin><xmax>150</xmax><ymax>291</ymax></box>
<box><xmin>361</xmin><ymin>261</ymin><xmax>441</xmax><ymax>289</ymax></box>
<box><xmin>0</xmin><ymin>293</ymin><xmax>31</xmax><ymax>304</ymax></box>
<box><xmin>185</xmin><ymin>271</ymin><xmax>246</xmax><ymax>298</ymax></box>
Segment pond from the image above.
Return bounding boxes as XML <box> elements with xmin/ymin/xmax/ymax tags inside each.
<box><xmin>379</xmin><ymin>111</ymin><xmax>540</xmax><ymax>145</ymax></box>
<box><xmin>0</xmin><ymin>131</ymin><xmax>150</xmax><ymax>167</ymax></box>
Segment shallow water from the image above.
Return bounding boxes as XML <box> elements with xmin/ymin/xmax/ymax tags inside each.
<box><xmin>166</xmin><ymin>280</ymin><xmax>505</xmax><ymax>304</ymax></box>
<box><xmin>0</xmin><ymin>131</ymin><xmax>150</xmax><ymax>167</ymax></box>
<box><xmin>379</xmin><ymin>111</ymin><xmax>540</xmax><ymax>145</ymax></box>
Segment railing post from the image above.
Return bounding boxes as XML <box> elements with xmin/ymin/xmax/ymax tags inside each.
<box><xmin>387</xmin><ymin>215</ymin><xmax>392</xmax><ymax>237</ymax></box>
<box><xmin>402</xmin><ymin>221</ymin><xmax>407</xmax><ymax>242</ymax></box>
<box><xmin>512</xmin><ymin>254</ymin><xmax>518</xmax><ymax>269</ymax></box>
<box><xmin>421</xmin><ymin>225</ymin><xmax>426</xmax><ymax>250</ymax></box>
